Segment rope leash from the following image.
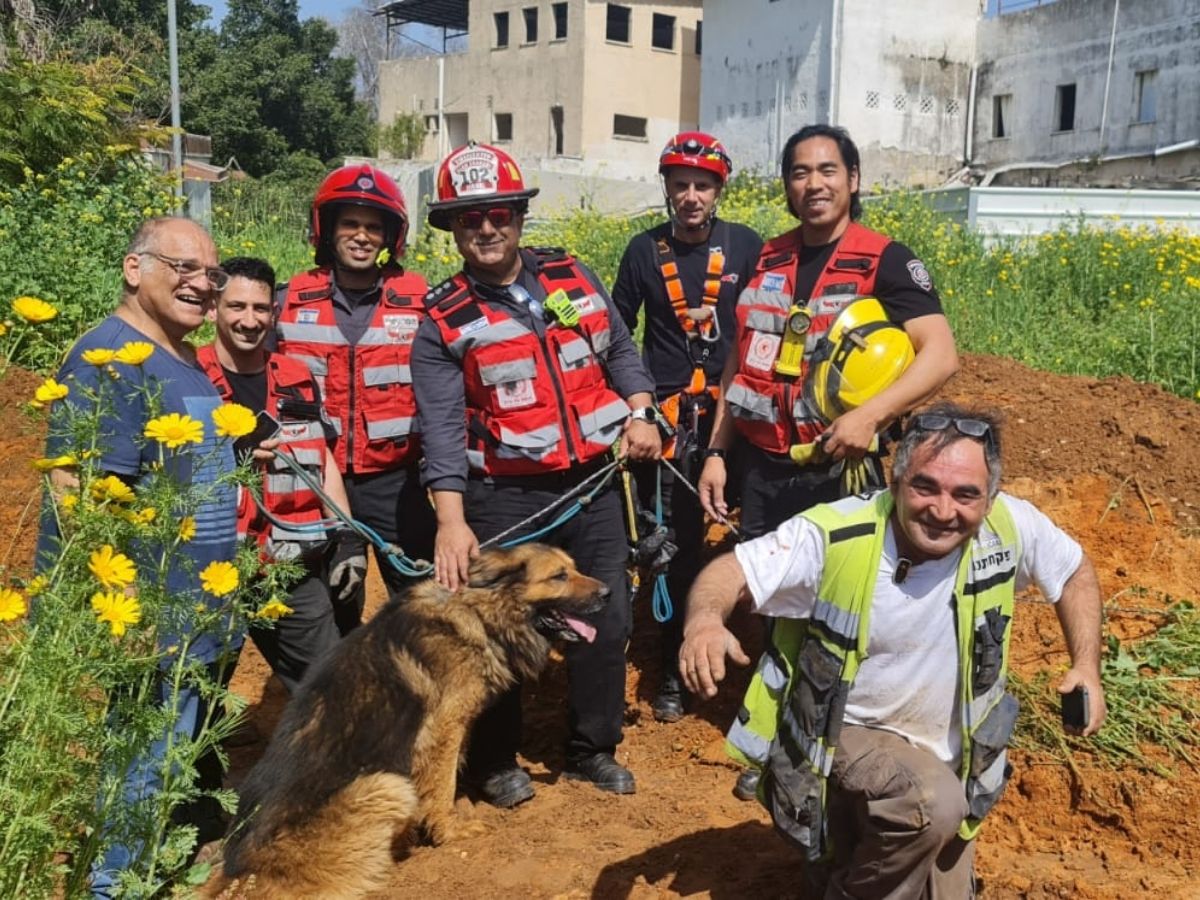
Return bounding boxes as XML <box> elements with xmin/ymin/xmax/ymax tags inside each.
<box><xmin>651</xmin><ymin>462</ymin><xmax>673</xmax><ymax>623</ymax></box>
<box><xmin>262</xmin><ymin>451</ymin><xmax>433</xmax><ymax>578</ymax></box>
<box><xmin>658</xmin><ymin>456</ymin><xmax>742</xmax><ymax>539</ymax></box>
<box><xmin>479</xmin><ymin>459</ymin><xmax>623</xmax><ymax>550</ymax></box>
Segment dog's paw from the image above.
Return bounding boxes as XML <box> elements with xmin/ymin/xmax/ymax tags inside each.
<box><xmin>426</xmin><ymin>815</ymin><xmax>490</xmax><ymax>845</ymax></box>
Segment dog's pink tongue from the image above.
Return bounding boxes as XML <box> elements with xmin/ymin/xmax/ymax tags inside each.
<box><xmin>563</xmin><ymin>615</ymin><xmax>597</xmax><ymax>643</ymax></box>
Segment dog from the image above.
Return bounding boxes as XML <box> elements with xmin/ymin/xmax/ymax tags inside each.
<box><xmin>205</xmin><ymin>543</ymin><xmax>608</xmax><ymax>899</ymax></box>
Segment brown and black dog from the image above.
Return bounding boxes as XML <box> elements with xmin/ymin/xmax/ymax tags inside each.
<box><xmin>206</xmin><ymin>543</ymin><xmax>607</xmax><ymax>899</ymax></box>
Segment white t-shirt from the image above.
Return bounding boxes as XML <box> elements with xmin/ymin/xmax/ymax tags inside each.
<box><xmin>733</xmin><ymin>492</ymin><xmax>1083</xmax><ymax>764</ymax></box>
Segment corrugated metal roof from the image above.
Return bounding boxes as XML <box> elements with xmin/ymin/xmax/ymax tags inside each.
<box><xmin>375</xmin><ymin>0</ymin><xmax>469</xmax><ymax>31</ymax></box>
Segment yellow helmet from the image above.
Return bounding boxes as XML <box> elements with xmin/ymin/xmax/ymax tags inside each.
<box><xmin>807</xmin><ymin>298</ymin><xmax>914</xmax><ymax>423</ymax></box>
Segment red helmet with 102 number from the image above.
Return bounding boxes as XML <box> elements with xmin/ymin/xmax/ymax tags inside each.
<box><xmin>427</xmin><ymin>142</ymin><xmax>540</xmax><ymax>231</ymax></box>
<box><xmin>658</xmin><ymin>131</ymin><xmax>733</xmax><ymax>183</ymax></box>
<box><xmin>310</xmin><ymin>163</ymin><xmax>410</xmax><ymax>263</ymax></box>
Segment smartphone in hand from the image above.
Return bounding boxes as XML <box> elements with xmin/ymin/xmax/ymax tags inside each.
<box><xmin>1061</xmin><ymin>685</ymin><xmax>1090</xmax><ymax>731</ymax></box>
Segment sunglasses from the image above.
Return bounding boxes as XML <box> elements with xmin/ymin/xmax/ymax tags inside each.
<box><xmin>454</xmin><ymin>207</ymin><xmax>519</xmax><ymax>230</ymax></box>
<box><xmin>142</xmin><ymin>252</ymin><xmax>229</xmax><ymax>291</ymax></box>
<box><xmin>911</xmin><ymin>414</ymin><xmax>996</xmax><ymax>452</ymax></box>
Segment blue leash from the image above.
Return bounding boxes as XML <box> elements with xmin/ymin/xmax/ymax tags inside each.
<box><xmin>651</xmin><ymin>462</ymin><xmax>674</xmax><ymax>624</ymax></box>
<box><xmin>479</xmin><ymin>460</ymin><xmax>622</xmax><ymax>549</ymax></box>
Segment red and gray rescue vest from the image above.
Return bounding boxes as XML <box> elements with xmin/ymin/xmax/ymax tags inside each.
<box><xmin>425</xmin><ymin>249</ymin><xmax>630</xmax><ymax>476</ymax></box>
<box><xmin>197</xmin><ymin>345</ymin><xmax>330</xmax><ymax>556</ymax></box>
<box><xmin>276</xmin><ymin>266</ymin><xmax>428</xmax><ymax>474</ymax></box>
<box><xmin>727</xmin><ymin>491</ymin><xmax>1021</xmax><ymax>856</ymax></box>
<box><xmin>727</xmin><ymin>223</ymin><xmax>889</xmax><ymax>455</ymax></box>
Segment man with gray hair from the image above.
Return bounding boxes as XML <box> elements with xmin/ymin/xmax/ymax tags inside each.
<box><xmin>679</xmin><ymin>402</ymin><xmax>1106</xmax><ymax>897</ymax></box>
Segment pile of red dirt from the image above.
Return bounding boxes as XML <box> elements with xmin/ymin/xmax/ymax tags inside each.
<box><xmin>4</xmin><ymin>355</ymin><xmax>1198</xmax><ymax>898</ymax></box>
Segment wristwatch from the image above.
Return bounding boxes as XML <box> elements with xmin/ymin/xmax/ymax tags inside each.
<box><xmin>703</xmin><ymin>447</ymin><xmax>727</xmax><ymax>460</ymax></box>
<box><xmin>629</xmin><ymin>407</ymin><xmax>659</xmax><ymax>424</ymax></box>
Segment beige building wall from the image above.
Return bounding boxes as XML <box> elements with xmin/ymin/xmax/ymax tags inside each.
<box><xmin>377</xmin><ymin>0</ymin><xmax>701</xmax><ymax>179</ymax></box>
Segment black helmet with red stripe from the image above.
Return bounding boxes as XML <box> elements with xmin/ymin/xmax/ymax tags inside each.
<box><xmin>310</xmin><ymin>164</ymin><xmax>409</xmax><ymax>265</ymax></box>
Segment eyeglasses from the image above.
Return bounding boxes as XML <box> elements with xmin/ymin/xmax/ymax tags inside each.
<box><xmin>454</xmin><ymin>207</ymin><xmax>518</xmax><ymax>230</ymax></box>
<box><xmin>911</xmin><ymin>414</ymin><xmax>996</xmax><ymax>452</ymax></box>
<box><xmin>142</xmin><ymin>252</ymin><xmax>229</xmax><ymax>291</ymax></box>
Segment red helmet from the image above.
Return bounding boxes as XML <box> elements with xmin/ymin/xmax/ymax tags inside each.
<box><xmin>658</xmin><ymin>131</ymin><xmax>733</xmax><ymax>183</ymax></box>
<box><xmin>310</xmin><ymin>163</ymin><xmax>409</xmax><ymax>259</ymax></box>
<box><xmin>427</xmin><ymin>142</ymin><xmax>540</xmax><ymax>230</ymax></box>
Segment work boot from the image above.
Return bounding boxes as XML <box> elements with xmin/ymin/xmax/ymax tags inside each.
<box><xmin>733</xmin><ymin>768</ymin><xmax>760</xmax><ymax>802</ymax></box>
<box><xmin>477</xmin><ymin>765</ymin><xmax>535</xmax><ymax>809</ymax></box>
<box><xmin>651</xmin><ymin>671</ymin><xmax>685</xmax><ymax>723</ymax></box>
<box><xmin>564</xmin><ymin>753</ymin><xmax>636</xmax><ymax>794</ymax></box>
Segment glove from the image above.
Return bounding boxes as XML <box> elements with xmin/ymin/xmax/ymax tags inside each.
<box><xmin>838</xmin><ymin>456</ymin><xmax>883</xmax><ymax>497</ymax></box>
<box><xmin>328</xmin><ymin>532</ymin><xmax>368</xmax><ymax>607</ymax></box>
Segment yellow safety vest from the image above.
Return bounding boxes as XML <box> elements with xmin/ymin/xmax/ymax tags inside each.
<box><xmin>726</xmin><ymin>491</ymin><xmax>1021</xmax><ymax>856</ymax></box>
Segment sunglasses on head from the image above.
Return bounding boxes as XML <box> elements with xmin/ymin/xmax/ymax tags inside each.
<box><xmin>454</xmin><ymin>206</ymin><xmax>518</xmax><ymax>230</ymax></box>
<box><xmin>911</xmin><ymin>414</ymin><xmax>996</xmax><ymax>451</ymax></box>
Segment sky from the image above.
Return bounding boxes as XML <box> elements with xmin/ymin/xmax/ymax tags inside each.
<box><xmin>205</xmin><ymin>0</ymin><xmax>357</xmax><ymax>26</ymax></box>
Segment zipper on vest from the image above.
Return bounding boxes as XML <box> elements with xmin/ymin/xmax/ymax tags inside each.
<box><xmin>537</xmin><ymin>327</ymin><xmax>578</xmax><ymax>465</ymax></box>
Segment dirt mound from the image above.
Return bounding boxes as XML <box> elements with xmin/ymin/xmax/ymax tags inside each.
<box><xmin>2</xmin><ymin>354</ymin><xmax>1197</xmax><ymax>898</ymax></box>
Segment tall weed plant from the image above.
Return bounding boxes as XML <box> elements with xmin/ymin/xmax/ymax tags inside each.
<box><xmin>0</xmin><ymin>347</ymin><xmax>282</xmax><ymax>897</ymax></box>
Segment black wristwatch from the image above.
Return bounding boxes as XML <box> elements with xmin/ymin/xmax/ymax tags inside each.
<box><xmin>703</xmin><ymin>447</ymin><xmax>727</xmax><ymax>460</ymax></box>
<box><xmin>629</xmin><ymin>407</ymin><xmax>659</xmax><ymax>424</ymax></box>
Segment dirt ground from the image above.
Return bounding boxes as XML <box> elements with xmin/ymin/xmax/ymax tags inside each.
<box><xmin>5</xmin><ymin>355</ymin><xmax>1199</xmax><ymax>898</ymax></box>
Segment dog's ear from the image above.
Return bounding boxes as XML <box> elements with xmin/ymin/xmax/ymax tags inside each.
<box><xmin>467</xmin><ymin>548</ymin><xmax>528</xmax><ymax>589</ymax></box>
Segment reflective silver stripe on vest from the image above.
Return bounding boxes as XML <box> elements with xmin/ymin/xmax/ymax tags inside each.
<box><xmin>495</xmin><ymin>422</ymin><xmax>562</xmax><ymax>460</ymax></box>
<box><xmin>358</xmin><ymin>324</ymin><xmax>415</xmax><ymax>346</ymax></box>
<box><xmin>278</xmin><ymin>323</ymin><xmax>347</xmax><ymax>345</ymax></box>
<box><xmin>291</xmin><ymin>354</ymin><xmax>329</xmax><ymax>377</ymax></box>
<box><xmin>479</xmin><ymin>356</ymin><xmax>537</xmax><ymax>386</ymax></box>
<box><xmin>727</xmin><ymin>718</ymin><xmax>771</xmax><ymax>766</ymax></box>
<box><xmin>363</xmin><ymin>363</ymin><xmax>412</xmax><ymax>386</ymax></box>
<box><xmin>760</xmin><ymin>653</ymin><xmax>789</xmax><ymax>692</ymax></box>
<box><xmin>448</xmin><ymin>318</ymin><xmax>531</xmax><ymax>357</ymax></box>
<box><xmin>592</xmin><ymin>328</ymin><xmax>611</xmax><ymax>356</ymax></box>
<box><xmin>365</xmin><ymin>417</ymin><xmax>414</xmax><ymax>440</ymax></box>
<box><xmin>967</xmin><ymin>746</ymin><xmax>1008</xmax><ymax>798</ymax></box>
<box><xmin>270</xmin><ymin>523</ymin><xmax>327</xmax><ymax>542</ymax></box>
<box><xmin>738</xmin><ymin>285</ymin><xmax>791</xmax><ymax>312</ymax></box>
<box><xmin>265</xmin><ymin>473</ymin><xmax>304</xmax><ymax>495</ymax></box>
<box><xmin>270</xmin><ymin>446</ymin><xmax>323</xmax><ymax>470</ymax></box>
<box><xmin>811</xmin><ymin>598</ymin><xmax>861</xmax><ymax>644</ymax></box>
<box><xmin>327</xmin><ymin>416</ymin><xmax>343</xmax><ymax>435</ymax></box>
<box><xmin>577</xmin><ymin>397</ymin><xmax>631</xmax><ymax>441</ymax></box>
<box><xmin>467</xmin><ymin>448</ymin><xmax>486</xmax><ymax>469</ymax></box>
<box><xmin>726</xmin><ymin>381</ymin><xmax>777</xmax><ymax>422</ymax></box>
<box><xmin>779</xmin><ymin>712</ymin><xmax>834</xmax><ymax>776</ymax></box>
<box><xmin>745</xmin><ymin>308</ymin><xmax>787</xmax><ymax>333</ymax></box>
<box><xmin>793</xmin><ymin>393</ymin><xmax>821</xmax><ymax>422</ymax></box>
<box><xmin>967</xmin><ymin>675</ymin><xmax>1007</xmax><ymax>728</ymax></box>
<box><xmin>557</xmin><ymin>336</ymin><xmax>594</xmax><ymax>369</ymax></box>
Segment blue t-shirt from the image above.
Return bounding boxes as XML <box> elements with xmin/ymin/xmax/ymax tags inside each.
<box><xmin>40</xmin><ymin>316</ymin><xmax>241</xmax><ymax>662</ymax></box>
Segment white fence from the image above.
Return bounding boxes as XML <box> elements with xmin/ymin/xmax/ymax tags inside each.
<box><xmin>917</xmin><ymin>186</ymin><xmax>1200</xmax><ymax>241</ymax></box>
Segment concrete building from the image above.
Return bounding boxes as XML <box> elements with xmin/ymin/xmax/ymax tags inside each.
<box><xmin>699</xmin><ymin>0</ymin><xmax>1200</xmax><ymax>190</ymax></box>
<box><xmin>976</xmin><ymin>0</ymin><xmax>1200</xmax><ymax>187</ymax></box>
<box><xmin>700</xmin><ymin>0</ymin><xmax>980</xmax><ymax>187</ymax></box>
<box><xmin>376</xmin><ymin>0</ymin><xmax>702</xmax><ymax>182</ymax></box>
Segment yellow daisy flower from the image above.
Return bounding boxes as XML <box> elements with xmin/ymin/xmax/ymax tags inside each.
<box><xmin>25</xmin><ymin>574</ymin><xmax>49</xmax><ymax>597</ymax></box>
<box><xmin>0</xmin><ymin>587</ymin><xmax>27</xmax><ymax>622</ymax></box>
<box><xmin>177</xmin><ymin>516</ymin><xmax>196</xmax><ymax>542</ymax></box>
<box><xmin>114</xmin><ymin>341</ymin><xmax>155</xmax><ymax>366</ymax></box>
<box><xmin>255</xmin><ymin>597</ymin><xmax>294</xmax><ymax>620</ymax></box>
<box><xmin>91</xmin><ymin>475</ymin><xmax>136</xmax><ymax>505</ymax></box>
<box><xmin>33</xmin><ymin>454</ymin><xmax>78</xmax><ymax>471</ymax></box>
<box><xmin>31</xmin><ymin>378</ymin><xmax>69</xmax><ymax>408</ymax></box>
<box><xmin>88</xmin><ymin>544</ymin><xmax>137</xmax><ymax>590</ymax></box>
<box><xmin>91</xmin><ymin>591</ymin><xmax>141</xmax><ymax>636</ymax></box>
<box><xmin>144</xmin><ymin>412</ymin><xmax>204</xmax><ymax>449</ymax></box>
<box><xmin>81</xmin><ymin>348</ymin><xmax>117</xmax><ymax>366</ymax></box>
<box><xmin>199</xmin><ymin>560</ymin><xmax>239</xmax><ymax>596</ymax></box>
<box><xmin>11</xmin><ymin>296</ymin><xmax>58</xmax><ymax>323</ymax></box>
<box><xmin>211</xmin><ymin>403</ymin><xmax>257</xmax><ymax>439</ymax></box>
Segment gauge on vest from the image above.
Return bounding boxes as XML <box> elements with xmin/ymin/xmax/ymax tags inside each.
<box><xmin>775</xmin><ymin>305</ymin><xmax>812</xmax><ymax>377</ymax></box>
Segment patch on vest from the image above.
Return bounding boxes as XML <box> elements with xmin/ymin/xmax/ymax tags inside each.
<box><xmin>495</xmin><ymin>379</ymin><xmax>536</xmax><ymax>410</ymax></box>
<box><xmin>907</xmin><ymin>259</ymin><xmax>933</xmax><ymax>292</ymax></box>
<box><xmin>746</xmin><ymin>332</ymin><xmax>782</xmax><ymax>372</ymax></box>
<box><xmin>280</xmin><ymin>423</ymin><xmax>310</xmax><ymax>440</ymax></box>
<box><xmin>572</xmin><ymin>295</ymin><xmax>597</xmax><ymax>314</ymax></box>
<box><xmin>458</xmin><ymin>316</ymin><xmax>489</xmax><ymax>336</ymax></box>
<box><xmin>297</xmin><ymin>309</ymin><xmax>320</xmax><ymax>324</ymax></box>
<box><xmin>384</xmin><ymin>313</ymin><xmax>420</xmax><ymax>343</ymax></box>
<box><xmin>761</xmin><ymin>273</ymin><xmax>787</xmax><ymax>292</ymax></box>
<box><xmin>722</xmin><ymin>273</ymin><xmax>740</xmax><ymax>284</ymax></box>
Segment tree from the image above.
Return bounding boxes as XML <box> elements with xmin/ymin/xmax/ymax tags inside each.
<box><xmin>377</xmin><ymin>112</ymin><xmax>426</xmax><ymax>159</ymax></box>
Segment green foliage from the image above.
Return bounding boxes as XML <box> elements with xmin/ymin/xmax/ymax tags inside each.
<box><xmin>0</xmin><ymin>372</ymin><xmax>276</xmax><ymax>896</ymax></box>
<box><xmin>0</xmin><ymin>55</ymin><xmax>156</xmax><ymax>185</ymax></box>
<box><xmin>0</xmin><ymin>151</ymin><xmax>181</xmax><ymax>371</ymax></box>
<box><xmin>377</xmin><ymin>113</ymin><xmax>427</xmax><ymax>160</ymax></box>
<box><xmin>183</xmin><ymin>0</ymin><xmax>373</xmax><ymax>176</ymax></box>
<box><xmin>1011</xmin><ymin>601</ymin><xmax>1200</xmax><ymax>772</ymax></box>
